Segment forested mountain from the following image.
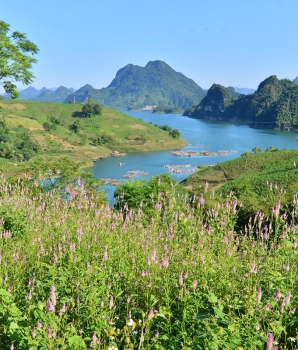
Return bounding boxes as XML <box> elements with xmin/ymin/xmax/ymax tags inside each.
<box><xmin>7</xmin><ymin>86</ymin><xmax>75</xmax><ymax>102</ymax></box>
<box><xmin>37</xmin><ymin>86</ymin><xmax>74</xmax><ymax>102</ymax></box>
<box><xmin>66</xmin><ymin>61</ymin><xmax>206</xmax><ymax>109</ymax></box>
<box><xmin>184</xmin><ymin>75</ymin><xmax>298</xmax><ymax>129</ymax></box>
<box><xmin>17</xmin><ymin>86</ymin><xmax>40</xmax><ymax>99</ymax></box>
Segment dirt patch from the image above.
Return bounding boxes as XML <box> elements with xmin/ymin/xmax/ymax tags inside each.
<box><xmin>29</xmin><ymin>127</ymin><xmax>44</xmax><ymax>130</ymax></box>
<box><xmin>0</xmin><ymin>103</ymin><xmax>27</xmax><ymax>110</ymax></box>
<box><xmin>130</xmin><ymin>124</ymin><xmax>146</xmax><ymax>130</ymax></box>
<box><xmin>113</xmin><ymin>125</ymin><xmax>119</xmax><ymax>128</ymax></box>
<box><xmin>49</xmin><ymin>134</ymin><xmax>77</xmax><ymax>149</ymax></box>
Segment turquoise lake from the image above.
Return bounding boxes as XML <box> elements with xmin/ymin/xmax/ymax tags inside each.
<box><xmin>91</xmin><ymin>111</ymin><xmax>298</xmax><ymax>203</ymax></box>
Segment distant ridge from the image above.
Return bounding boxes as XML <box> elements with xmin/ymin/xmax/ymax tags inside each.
<box><xmin>234</xmin><ymin>87</ymin><xmax>256</xmax><ymax>94</ymax></box>
<box><xmin>6</xmin><ymin>86</ymin><xmax>75</xmax><ymax>102</ymax></box>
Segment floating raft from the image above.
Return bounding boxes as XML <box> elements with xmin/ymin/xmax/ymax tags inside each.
<box><xmin>100</xmin><ymin>178</ymin><xmax>123</xmax><ymax>186</ymax></box>
<box><xmin>170</xmin><ymin>150</ymin><xmax>237</xmax><ymax>157</ymax></box>
<box><xmin>170</xmin><ymin>150</ymin><xmax>198</xmax><ymax>157</ymax></box>
<box><xmin>164</xmin><ymin>164</ymin><xmax>198</xmax><ymax>174</ymax></box>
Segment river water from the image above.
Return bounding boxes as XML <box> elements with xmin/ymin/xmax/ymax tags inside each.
<box><xmin>91</xmin><ymin>111</ymin><xmax>298</xmax><ymax>203</ymax></box>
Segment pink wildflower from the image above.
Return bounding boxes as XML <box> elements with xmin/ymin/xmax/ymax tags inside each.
<box><xmin>256</xmin><ymin>287</ymin><xmax>262</xmax><ymax>305</ymax></box>
<box><xmin>266</xmin><ymin>333</ymin><xmax>273</xmax><ymax>350</ymax></box>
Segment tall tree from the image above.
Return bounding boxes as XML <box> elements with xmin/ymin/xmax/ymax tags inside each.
<box><xmin>0</xmin><ymin>21</ymin><xmax>39</xmax><ymax>98</ymax></box>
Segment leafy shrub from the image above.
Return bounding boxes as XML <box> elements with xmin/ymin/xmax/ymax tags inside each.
<box><xmin>43</xmin><ymin>122</ymin><xmax>56</xmax><ymax>132</ymax></box>
<box><xmin>93</xmin><ymin>134</ymin><xmax>113</xmax><ymax>146</ymax></box>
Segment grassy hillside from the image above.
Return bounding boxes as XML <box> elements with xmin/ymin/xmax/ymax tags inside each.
<box><xmin>182</xmin><ymin>150</ymin><xmax>298</xmax><ymax>219</ymax></box>
<box><xmin>0</xmin><ymin>100</ymin><xmax>187</xmax><ymax>174</ymax></box>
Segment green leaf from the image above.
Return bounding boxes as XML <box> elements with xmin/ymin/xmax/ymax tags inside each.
<box><xmin>37</xmin><ymin>301</ymin><xmax>45</xmax><ymax>310</ymax></box>
<box><xmin>195</xmin><ymin>313</ymin><xmax>209</xmax><ymax>320</ymax></box>
<box><xmin>0</xmin><ymin>288</ymin><xmax>12</xmax><ymax>297</ymax></box>
<box><xmin>9</xmin><ymin>322</ymin><xmax>19</xmax><ymax>330</ymax></box>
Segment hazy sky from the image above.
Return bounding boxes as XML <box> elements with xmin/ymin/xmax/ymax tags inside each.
<box><xmin>2</xmin><ymin>0</ymin><xmax>298</xmax><ymax>91</ymax></box>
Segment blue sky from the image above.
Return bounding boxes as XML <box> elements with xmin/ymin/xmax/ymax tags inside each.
<box><xmin>2</xmin><ymin>0</ymin><xmax>298</xmax><ymax>91</ymax></box>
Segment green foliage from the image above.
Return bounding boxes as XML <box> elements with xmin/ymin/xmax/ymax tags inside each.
<box><xmin>0</xmin><ymin>21</ymin><xmax>39</xmax><ymax>98</ymax></box>
<box><xmin>252</xmin><ymin>146</ymin><xmax>262</xmax><ymax>154</ymax></box>
<box><xmin>265</xmin><ymin>145</ymin><xmax>279</xmax><ymax>152</ymax></box>
<box><xmin>0</xmin><ymin>122</ymin><xmax>40</xmax><ymax>160</ymax></box>
<box><xmin>81</xmin><ymin>98</ymin><xmax>102</xmax><ymax>118</ymax></box>
<box><xmin>241</xmin><ymin>151</ymin><xmax>252</xmax><ymax>157</ymax></box>
<box><xmin>0</xmin><ymin>120</ymin><xmax>10</xmax><ymax>142</ymax></box>
<box><xmin>114</xmin><ymin>173</ymin><xmax>189</xmax><ymax>212</ymax></box>
<box><xmin>150</xmin><ymin>123</ymin><xmax>181</xmax><ymax>139</ymax></box>
<box><xmin>42</xmin><ymin>122</ymin><xmax>56</xmax><ymax>132</ymax></box>
<box><xmin>69</xmin><ymin>120</ymin><xmax>80</xmax><ymax>133</ymax></box>
<box><xmin>72</xmin><ymin>99</ymin><xmax>102</xmax><ymax>118</ymax></box>
<box><xmin>15</xmin><ymin>157</ymin><xmax>107</xmax><ymax>203</ymax></box>
<box><xmin>170</xmin><ymin>129</ymin><xmax>181</xmax><ymax>139</ymax></box>
<box><xmin>93</xmin><ymin>134</ymin><xmax>113</xmax><ymax>146</ymax></box>
<box><xmin>48</xmin><ymin>116</ymin><xmax>60</xmax><ymax>125</ymax></box>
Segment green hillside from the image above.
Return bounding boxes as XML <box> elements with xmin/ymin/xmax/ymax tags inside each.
<box><xmin>67</xmin><ymin>61</ymin><xmax>206</xmax><ymax>109</ymax></box>
<box><xmin>0</xmin><ymin>100</ymin><xmax>187</xmax><ymax>174</ymax></box>
<box><xmin>182</xmin><ymin>149</ymin><xmax>298</xmax><ymax>220</ymax></box>
<box><xmin>184</xmin><ymin>75</ymin><xmax>298</xmax><ymax>129</ymax></box>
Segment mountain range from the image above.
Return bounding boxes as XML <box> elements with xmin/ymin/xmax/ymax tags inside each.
<box><xmin>9</xmin><ymin>61</ymin><xmax>206</xmax><ymax>109</ymax></box>
<box><xmin>5</xmin><ymin>61</ymin><xmax>298</xmax><ymax>117</ymax></box>
<box><xmin>12</xmin><ymin>86</ymin><xmax>75</xmax><ymax>102</ymax></box>
<box><xmin>184</xmin><ymin>75</ymin><xmax>298</xmax><ymax>129</ymax></box>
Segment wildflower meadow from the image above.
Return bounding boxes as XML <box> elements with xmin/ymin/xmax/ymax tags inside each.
<box><xmin>0</xmin><ymin>176</ymin><xmax>298</xmax><ymax>349</ymax></box>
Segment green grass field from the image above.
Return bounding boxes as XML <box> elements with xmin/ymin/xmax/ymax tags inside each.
<box><xmin>0</xmin><ymin>100</ymin><xmax>187</xmax><ymax>175</ymax></box>
<box><xmin>183</xmin><ymin>150</ymin><xmax>298</xmax><ymax>220</ymax></box>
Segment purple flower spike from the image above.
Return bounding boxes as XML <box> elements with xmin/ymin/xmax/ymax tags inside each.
<box><xmin>50</xmin><ymin>284</ymin><xmax>56</xmax><ymax>307</ymax></box>
<box><xmin>46</xmin><ymin>298</ymin><xmax>55</xmax><ymax>312</ymax></box>
<box><xmin>266</xmin><ymin>333</ymin><xmax>273</xmax><ymax>350</ymax></box>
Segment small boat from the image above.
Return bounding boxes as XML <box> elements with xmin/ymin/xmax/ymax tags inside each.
<box><xmin>119</xmin><ymin>163</ymin><xmax>126</xmax><ymax>166</ymax></box>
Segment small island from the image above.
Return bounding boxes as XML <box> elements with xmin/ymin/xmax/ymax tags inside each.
<box><xmin>152</xmin><ymin>105</ymin><xmax>184</xmax><ymax>114</ymax></box>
